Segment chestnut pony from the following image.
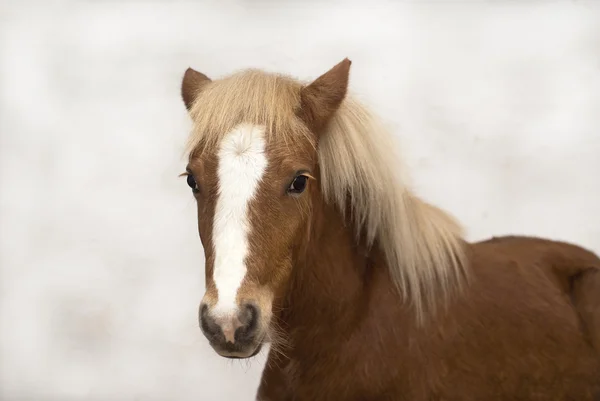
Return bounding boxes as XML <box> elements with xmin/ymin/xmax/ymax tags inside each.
<box><xmin>179</xmin><ymin>59</ymin><xmax>600</xmax><ymax>400</ymax></box>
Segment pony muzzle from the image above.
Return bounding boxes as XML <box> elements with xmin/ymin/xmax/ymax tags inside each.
<box><xmin>198</xmin><ymin>302</ymin><xmax>263</xmax><ymax>358</ymax></box>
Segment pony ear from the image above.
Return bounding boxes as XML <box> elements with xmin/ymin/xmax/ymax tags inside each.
<box><xmin>299</xmin><ymin>58</ymin><xmax>352</xmax><ymax>133</ymax></box>
<box><xmin>181</xmin><ymin>67</ymin><xmax>212</xmax><ymax>111</ymax></box>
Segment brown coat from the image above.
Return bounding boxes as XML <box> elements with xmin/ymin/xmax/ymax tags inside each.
<box><xmin>258</xmin><ymin>233</ymin><xmax>600</xmax><ymax>400</ymax></box>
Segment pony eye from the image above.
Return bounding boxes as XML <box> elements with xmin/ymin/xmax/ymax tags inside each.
<box><xmin>187</xmin><ymin>174</ymin><xmax>199</xmax><ymax>193</ymax></box>
<box><xmin>288</xmin><ymin>175</ymin><xmax>308</xmax><ymax>194</ymax></box>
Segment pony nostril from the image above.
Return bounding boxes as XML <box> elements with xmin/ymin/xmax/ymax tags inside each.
<box><xmin>200</xmin><ymin>303</ymin><xmax>209</xmax><ymax>318</ymax></box>
<box><xmin>199</xmin><ymin>304</ymin><xmax>222</xmax><ymax>341</ymax></box>
<box><xmin>241</xmin><ymin>303</ymin><xmax>258</xmax><ymax>324</ymax></box>
<box><xmin>246</xmin><ymin>303</ymin><xmax>259</xmax><ymax>330</ymax></box>
<box><xmin>235</xmin><ymin>303</ymin><xmax>259</xmax><ymax>343</ymax></box>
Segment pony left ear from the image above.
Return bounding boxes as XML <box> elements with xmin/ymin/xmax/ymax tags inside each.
<box><xmin>299</xmin><ymin>58</ymin><xmax>352</xmax><ymax>133</ymax></box>
<box><xmin>181</xmin><ymin>67</ymin><xmax>212</xmax><ymax>111</ymax></box>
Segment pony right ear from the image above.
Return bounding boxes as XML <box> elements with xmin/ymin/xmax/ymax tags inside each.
<box><xmin>299</xmin><ymin>58</ymin><xmax>352</xmax><ymax>133</ymax></box>
<box><xmin>181</xmin><ymin>67</ymin><xmax>212</xmax><ymax>111</ymax></box>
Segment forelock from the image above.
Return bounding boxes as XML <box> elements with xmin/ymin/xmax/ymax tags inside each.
<box><xmin>185</xmin><ymin>69</ymin><xmax>315</xmax><ymax>157</ymax></box>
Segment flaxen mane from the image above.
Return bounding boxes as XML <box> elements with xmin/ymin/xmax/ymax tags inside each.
<box><xmin>185</xmin><ymin>69</ymin><xmax>469</xmax><ymax>319</ymax></box>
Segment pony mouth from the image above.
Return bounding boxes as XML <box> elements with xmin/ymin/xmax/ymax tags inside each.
<box><xmin>210</xmin><ymin>332</ymin><xmax>266</xmax><ymax>359</ymax></box>
<box><xmin>220</xmin><ymin>342</ymin><xmax>263</xmax><ymax>359</ymax></box>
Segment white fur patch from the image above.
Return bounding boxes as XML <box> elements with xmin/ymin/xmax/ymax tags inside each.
<box><xmin>212</xmin><ymin>123</ymin><xmax>268</xmax><ymax>317</ymax></box>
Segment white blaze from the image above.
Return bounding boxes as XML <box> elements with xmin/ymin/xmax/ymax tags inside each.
<box><xmin>212</xmin><ymin>123</ymin><xmax>268</xmax><ymax>316</ymax></box>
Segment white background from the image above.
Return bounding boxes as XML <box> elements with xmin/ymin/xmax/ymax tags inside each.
<box><xmin>1</xmin><ymin>1</ymin><xmax>599</xmax><ymax>400</ymax></box>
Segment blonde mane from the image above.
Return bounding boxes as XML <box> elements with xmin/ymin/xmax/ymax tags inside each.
<box><xmin>186</xmin><ymin>69</ymin><xmax>469</xmax><ymax>320</ymax></box>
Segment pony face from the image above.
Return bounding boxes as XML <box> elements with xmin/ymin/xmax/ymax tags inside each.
<box><xmin>180</xmin><ymin>60</ymin><xmax>351</xmax><ymax>358</ymax></box>
<box><xmin>184</xmin><ymin>124</ymin><xmax>318</xmax><ymax>358</ymax></box>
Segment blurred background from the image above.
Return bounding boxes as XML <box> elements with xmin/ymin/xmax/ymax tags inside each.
<box><xmin>1</xmin><ymin>0</ymin><xmax>599</xmax><ymax>400</ymax></box>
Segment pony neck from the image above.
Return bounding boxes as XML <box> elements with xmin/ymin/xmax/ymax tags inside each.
<box><xmin>282</xmin><ymin>198</ymin><xmax>385</xmax><ymax>341</ymax></box>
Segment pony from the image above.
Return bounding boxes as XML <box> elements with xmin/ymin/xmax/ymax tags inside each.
<box><xmin>178</xmin><ymin>59</ymin><xmax>600</xmax><ymax>400</ymax></box>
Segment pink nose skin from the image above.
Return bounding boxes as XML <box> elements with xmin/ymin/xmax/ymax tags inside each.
<box><xmin>199</xmin><ymin>303</ymin><xmax>260</xmax><ymax>357</ymax></box>
<box><xmin>219</xmin><ymin>317</ymin><xmax>242</xmax><ymax>344</ymax></box>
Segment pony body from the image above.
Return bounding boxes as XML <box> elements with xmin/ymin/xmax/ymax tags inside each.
<box><xmin>179</xmin><ymin>59</ymin><xmax>600</xmax><ymax>400</ymax></box>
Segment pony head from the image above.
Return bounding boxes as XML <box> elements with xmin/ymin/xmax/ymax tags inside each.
<box><xmin>180</xmin><ymin>59</ymin><xmax>466</xmax><ymax>358</ymax></box>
